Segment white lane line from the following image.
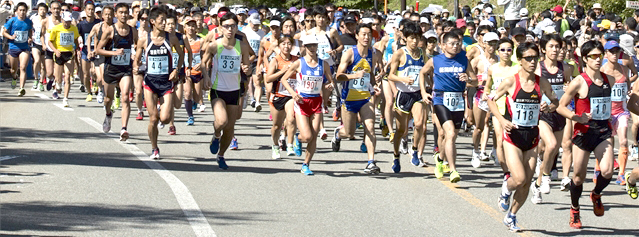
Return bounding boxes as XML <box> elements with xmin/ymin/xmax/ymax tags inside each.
<box><xmin>0</xmin><ymin>156</ymin><xmax>21</xmax><ymax>161</ymax></box>
<box><xmin>53</xmin><ymin>103</ymin><xmax>74</xmax><ymax>111</ymax></box>
<box><xmin>34</xmin><ymin>93</ymin><xmax>49</xmax><ymax>99</ymax></box>
<box><xmin>79</xmin><ymin>117</ymin><xmax>216</xmax><ymax>237</ymax></box>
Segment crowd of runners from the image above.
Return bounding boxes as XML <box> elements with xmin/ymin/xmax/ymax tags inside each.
<box><xmin>4</xmin><ymin>0</ymin><xmax>639</xmax><ymax>232</ymax></box>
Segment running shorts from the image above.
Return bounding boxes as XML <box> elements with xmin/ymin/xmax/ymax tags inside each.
<box><xmin>503</xmin><ymin>126</ymin><xmax>540</xmax><ymax>152</ymax></box>
<box><xmin>45</xmin><ymin>50</ymin><xmax>54</xmax><ymax>60</ymax></box>
<box><xmin>467</xmin><ymin>86</ymin><xmax>477</xmax><ymax>109</ymax></box>
<box><xmin>294</xmin><ymin>96</ymin><xmax>323</xmax><ymax>117</ymax></box>
<box><xmin>103</xmin><ymin>64</ymin><xmax>133</xmax><ymax>84</ymax></box>
<box><xmin>54</xmin><ymin>52</ymin><xmax>74</xmax><ymax>65</ymax></box>
<box><xmin>433</xmin><ymin>104</ymin><xmax>464</xmax><ymax>129</ymax></box>
<box><xmin>395</xmin><ymin>90</ymin><xmax>423</xmax><ymax>114</ymax></box>
<box><xmin>144</xmin><ymin>77</ymin><xmax>174</xmax><ymax>96</ymax></box>
<box><xmin>342</xmin><ymin>98</ymin><xmax>370</xmax><ymax>113</ymax></box>
<box><xmin>210</xmin><ymin>89</ymin><xmax>241</xmax><ymax>106</ymax></box>
<box><xmin>573</xmin><ymin>124</ymin><xmax>612</xmax><ymax>153</ymax></box>
<box><xmin>611</xmin><ymin>111</ymin><xmax>630</xmax><ymax>136</ymax></box>
<box><xmin>270</xmin><ymin>95</ymin><xmax>292</xmax><ymax>111</ymax></box>
<box><xmin>540</xmin><ymin>112</ymin><xmax>566</xmax><ymax>132</ymax></box>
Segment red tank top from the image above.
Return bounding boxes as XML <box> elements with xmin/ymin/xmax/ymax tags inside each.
<box><xmin>573</xmin><ymin>72</ymin><xmax>612</xmax><ymax>135</ymax></box>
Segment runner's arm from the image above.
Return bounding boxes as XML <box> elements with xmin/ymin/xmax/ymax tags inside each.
<box><xmin>335</xmin><ymin>48</ymin><xmax>359</xmax><ymax>81</ymax></box>
<box><xmin>132</xmin><ymin>36</ymin><xmax>145</xmax><ymax>74</ymax></box>
<box><xmin>330</xmin><ymin>28</ymin><xmax>343</xmax><ymax>54</ymax></box>
<box><xmin>420</xmin><ymin>58</ymin><xmax>434</xmax><ymax>101</ymax></box>
<box><xmin>487</xmin><ymin>76</ymin><xmax>514</xmax><ymax>126</ymax></box>
<box><xmin>539</xmin><ymin>76</ymin><xmax>560</xmax><ymax>112</ymax></box>
<box><xmin>556</xmin><ymin>75</ymin><xmax>588</xmax><ymax>123</ymax></box>
<box><xmin>280</xmin><ymin>60</ymin><xmax>301</xmax><ymax>96</ymax></box>
<box><xmin>95</xmin><ymin>28</ymin><xmax>118</xmax><ymax>56</ymax></box>
<box><xmin>264</xmin><ymin>58</ymin><xmax>283</xmax><ymax>83</ymax></box>
<box><xmin>387</xmin><ymin>50</ymin><xmax>411</xmax><ymax>84</ymax></box>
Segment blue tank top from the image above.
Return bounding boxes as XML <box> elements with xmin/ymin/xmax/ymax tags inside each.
<box><xmin>341</xmin><ymin>46</ymin><xmax>373</xmax><ymax>101</ymax></box>
<box><xmin>384</xmin><ymin>37</ymin><xmax>395</xmax><ymax>62</ymax></box>
<box><xmin>433</xmin><ymin>51</ymin><xmax>469</xmax><ymax>105</ymax></box>
<box><xmin>297</xmin><ymin>57</ymin><xmax>325</xmax><ymax>98</ymax></box>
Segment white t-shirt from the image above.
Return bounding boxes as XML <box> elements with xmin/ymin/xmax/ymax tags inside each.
<box><xmin>241</xmin><ymin>27</ymin><xmax>264</xmax><ymax>57</ymax></box>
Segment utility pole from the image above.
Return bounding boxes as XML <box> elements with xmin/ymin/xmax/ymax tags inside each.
<box><xmin>454</xmin><ymin>0</ymin><xmax>459</xmax><ymax>18</ymax></box>
<box><xmin>401</xmin><ymin>0</ymin><xmax>405</xmax><ymax>11</ymax></box>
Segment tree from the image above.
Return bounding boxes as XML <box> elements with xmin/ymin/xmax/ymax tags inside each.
<box><xmin>525</xmin><ymin>0</ymin><xmax>632</xmax><ymax>18</ymax></box>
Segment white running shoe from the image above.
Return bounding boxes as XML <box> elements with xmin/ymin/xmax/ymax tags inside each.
<box><xmin>471</xmin><ymin>150</ymin><xmax>482</xmax><ymax>168</ymax></box>
<box><xmin>319</xmin><ymin>128</ymin><xmax>328</xmax><ymax>140</ymax></box>
<box><xmin>198</xmin><ymin>104</ymin><xmax>206</xmax><ymax>112</ymax></box>
<box><xmin>480</xmin><ymin>151</ymin><xmax>490</xmax><ymax>161</ymax></box>
<box><xmin>531</xmin><ymin>182</ymin><xmax>542</xmax><ymax>204</ymax></box>
<box><xmin>540</xmin><ymin>175</ymin><xmax>551</xmax><ymax>194</ymax></box>
<box><xmin>120</xmin><ymin>129</ymin><xmax>129</xmax><ymax>141</ymax></box>
<box><xmin>534</xmin><ymin>156</ymin><xmax>541</xmax><ymax>177</ymax></box>
<box><xmin>103</xmin><ymin>115</ymin><xmax>112</xmax><ymax>133</ymax></box>
<box><xmin>97</xmin><ymin>91</ymin><xmax>104</xmax><ymax>103</ymax></box>
<box><xmin>503</xmin><ymin>214</ymin><xmax>521</xmax><ymax>232</ymax></box>
<box><xmin>158</xmin><ymin>123</ymin><xmax>164</xmax><ymax>129</ymax></box>
<box><xmin>272</xmin><ymin>145</ymin><xmax>281</xmax><ymax>159</ymax></box>
<box><xmin>62</xmin><ymin>98</ymin><xmax>69</xmax><ymax>107</ymax></box>
<box><xmin>560</xmin><ymin>177</ymin><xmax>572</xmax><ymax>191</ymax></box>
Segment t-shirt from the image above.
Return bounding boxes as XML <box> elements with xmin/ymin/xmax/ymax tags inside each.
<box><xmin>49</xmin><ymin>24</ymin><xmax>80</xmax><ymax>52</ymax></box>
<box><xmin>4</xmin><ymin>16</ymin><xmax>33</xmax><ymax>50</ymax></box>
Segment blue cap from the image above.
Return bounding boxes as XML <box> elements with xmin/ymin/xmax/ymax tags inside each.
<box><xmin>604</xmin><ymin>40</ymin><xmax>620</xmax><ymax>50</ymax></box>
<box><xmin>604</xmin><ymin>32</ymin><xmax>620</xmax><ymax>41</ymax></box>
<box><xmin>334</xmin><ymin>11</ymin><xmax>344</xmax><ymax>19</ymax></box>
<box><xmin>248</xmin><ymin>9</ymin><xmax>258</xmax><ymax>15</ymax></box>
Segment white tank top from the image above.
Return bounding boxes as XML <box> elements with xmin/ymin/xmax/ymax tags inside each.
<box><xmin>211</xmin><ymin>39</ymin><xmax>242</xmax><ymax>92</ymax></box>
<box><xmin>31</xmin><ymin>15</ymin><xmax>44</xmax><ymax>45</ymax></box>
<box><xmin>45</xmin><ymin>16</ymin><xmax>58</xmax><ymax>51</ymax></box>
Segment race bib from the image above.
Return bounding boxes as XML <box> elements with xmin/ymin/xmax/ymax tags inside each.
<box><xmin>188</xmin><ymin>53</ymin><xmax>201</xmax><ymax>67</ymax></box>
<box><xmin>14</xmin><ymin>30</ymin><xmax>28</xmax><ymax>43</ymax></box>
<box><xmin>542</xmin><ymin>84</ymin><xmax>565</xmax><ymax>105</ymax></box>
<box><xmin>590</xmin><ymin>97</ymin><xmax>611</xmax><ymax>120</ymax></box>
<box><xmin>248</xmin><ymin>39</ymin><xmax>260</xmax><ymax>54</ymax></box>
<box><xmin>34</xmin><ymin>27</ymin><xmax>41</xmax><ymax>42</ymax></box>
<box><xmin>405</xmin><ymin>66</ymin><xmax>421</xmax><ymax>88</ymax></box>
<box><xmin>172</xmin><ymin>52</ymin><xmax>180</xmax><ymax>68</ymax></box>
<box><xmin>511</xmin><ymin>102</ymin><xmax>540</xmax><ymax>127</ymax></box>
<box><xmin>84</xmin><ymin>33</ymin><xmax>94</xmax><ymax>46</ymax></box>
<box><xmin>611</xmin><ymin>83</ymin><xmax>627</xmax><ymax>102</ymax></box>
<box><xmin>443</xmin><ymin>92</ymin><xmax>464</xmax><ymax>111</ymax></box>
<box><xmin>318</xmin><ymin>42</ymin><xmax>330</xmax><ymax>60</ymax></box>
<box><xmin>218</xmin><ymin>55</ymin><xmax>240</xmax><ymax>74</ymax></box>
<box><xmin>148</xmin><ymin>56</ymin><xmax>169</xmax><ymax>74</ymax></box>
<box><xmin>60</xmin><ymin>32</ymin><xmax>74</xmax><ymax>46</ymax></box>
<box><xmin>112</xmin><ymin>49</ymin><xmax>131</xmax><ymax>66</ymax></box>
<box><xmin>342</xmin><ymin>45</ymin><xmax>353</xmax><ymax>54</ymax></box>
<box><xmin>348</xmin><ymin>72</ymin><xmax>370</xmax><ymax>91</ymax></box>
<box><xmin>298</xmin><ymin>75</ymin><xmax>323</xmax><ymax>94</ymax></box>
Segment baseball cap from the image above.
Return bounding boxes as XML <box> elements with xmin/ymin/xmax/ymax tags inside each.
<box><xmin>361</xmin><ymin>18</ymin><xmax>374</xmax><ymax>24</ymax></box>
<box><xmin>237</xmin><ymin>8</ymin><xmax>247</xmax><ymax>15</ymax></box>
<box><xmin>95</xmin><ymin>6</ymin><xmax>102</xmax><ymax>12</ymax></box>
<box><xmin>343</xmin><ymin>14</ymin><xmax>357</xmax><ymax>24</ymax></box>
<box><xmin>597</xmin><ymin>19</ymin><xmax>612</xmax><ymax>30</ymax></box>
<box><xmin>604</xmin><ymin>40</ymin><xmax>620</xmax><ymax>50</ymax></box>
<box><xmin>479</xmin><ymin>20</ymin><xmax>494</xmax><ymax>27</ymax></box>
<box><xmin>218</xmin><ymin>11</ymin><xmax>228</xmax><ymax>18</ymax></box>
<box><xmin>249</xmin><ymin>15</ymin><xmax>260</xmax><ymax>25</ymax></box>
<box><xmin>442</xmin><ymin>9</ymin><xmax>449</xmax><ymax>13</ymax></box>
<box><xmin>520</xmin><ymin>8</ymin><xmax>528</xmax><ymax>17</ymax></box>
<box><xmin>551</xmin><ymin>5</ymin><xmax>563</xmax><ymax>14</ymax></box>
<box><xmin>424</xmin><ymin>30</ymin><xmax>437</xmax><ymax>39</ymax></box>
<box><xmin>300</xmin><ymin>8</ymin><xmax>307</xmax><ymax>13</ymax></box>
<box><xmin>334</xmin><ymin>11</ymin><xmax>344</xmax><ymax>20</ymax></box>
<box><xmin>483</xmin><ymin>32</ymin><xmax>499</xmax><ymax>42</ymax></box>
<box><xmin>191</xmin><ymin>7</ymin><xmax>200</xmax><ymax>12</ymax></box>
<box><xmin>593</xmin><ymin>3</ymin><xmax>602</xmax><ymax>9</ymax></box>
<box><xmin>131</xmin><ymin>1</ymin><xmax>141</xmax><ymax>8</ymax></box>
<box><xmin>289</xmin><ymin>7</ymin><xmax>297</xmax><ymax>13</ymax></box>
<box><xmin>420</xmin><ymin>17</ymin><xmax>429</xmax><ymax>24</ymax></box>
<box><xmin>270</xmin><ymin>20</ymin><xmax>281</xmax><ymax>27</ymax></box>
<box><xmin>485</xmin><ymin>7</ymin><xmax>492</xmax><ymax>14</ymax></box>
<box><xmin>563</xmin><ymin>30</ymin><xmax>574</xmax><ymax>38</ymax></box>
<box><xmin>620</xmin><ymin>34</ymin><xmax>636</xmax><ymax>56</ymax></box>
<box><xmin>302</xmin><ymin>35</ymin><xmax>318</xmax><ymax>45</ymax></box>
<box><xmin>248</xmin><ymin>9</ymin><xmax>258</xmax><ymax>15</ymax></box>
<box><xmin>498</xmin><ymin>27</ymin><xmax>507</xmax><ymax>33</ymax></box>
<box><xmin>394</xmin><ymin>10</ymin><xmax>400</xmax><ymax>15</ymax></box>
<box><xmin>72</xmin><ymin>6</ymin><xmax>80</xmax><ymax>11</ymax></box>
<box><xmin>456</xmin><ymin>18</ymin><xmax>466</xmax><ymax>28</ymax></box>
<box><xmin>511</xmin><ymin>27</ymin><xmax>526</xmax><ymax>36</ymax></box>
<box><xmin>604</xmin><ymin>32</ymin><xmax>620</xmax><ymax>41</ymax></box>
<box><xmin>210</xmin><ymin>8</ymin><xmax>219</xmax><ymax>15</ymax></box>
<box><xmin>62</xmin><ymin>12</ymin><xmax>73</xmax><ymax>22</ymax></box>
<box><xmin>544</xmin><ymin>26</ymin><xmax>557</xmax><ymax>34</ymax></box>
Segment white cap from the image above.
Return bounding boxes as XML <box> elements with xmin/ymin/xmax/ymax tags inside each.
<box><xmin>544</xmin><ymin>25</ymin><xmax>557</xmax><ymax>34</ymax></box>
<box><xmin>237</xmin><ymin>8</ymin><xmax>247</xmax><ymax>15</ymax></box>
<box><xmin>62</xmin><ymin>12</ymin><xmax>73</xmax><ymax>22</ymax></box>
<box><xmin>498</xmin><ymin>27</ymin><xmax>506</xmax><ymax>33</ymax></box>
<box><xmin>483</xmin><ymin>32</ymin><xmax>499</xmax><ymax>42</ymax></box>
<box><xmin>593</xmin><ymin>3</ymin><xmax>602</xmax><ymax>9</ymax></box>
<box><xmin>620</xmin><ymin>33</ymin><xmax>636</xmax><ymax>56</ymax></box>
<box><xmin>520</xmin><ymin>8</ymin><xmax>528</xmax><ymax>17</ymax></box>
<box><xmin>442</xmin><ymin>9</ymin><xmax>449</xmax><ymax>13</ymax></box>
<box><xmin>80</xmin><ymin>11</ymin><xmax>86</xmax><ymax>18</ymax></box>
<box><xmin>177</xmin><ymin>9</ymin><xmax>183</xmax><ymax>14</ymax></box>
<box><xmin>420</xmin><ymin>17</ymin><xmax>430</xmax><ymax>24</ymax></box>
<box><xmin>210</xmin><ymin>7</ymin><xmax>219</xmax><ymax>15</ymax></box>
<box><xmin>481</xmin><ymin>0</ymin><xmax>489</xmax><ymax>3</ymax></box>
<box><xmin>167</xmin><ymin>4</ymin><xmax>175</xmax><ymax>10</ymax></box>
<box><xmin>424</xmin><ymin>30</ymin><xmax>437</xmax><ymax>39</ymax></box>
<box><xmin>249</xmin><ymin>16</ymin><xmax>260</xmax><ymax>25</ymax></box>
<box><xmin>270</xmin><ymin>20</ymin><xmax>281</xmax><ymax>27</ymax></box>
<box><xmin>563</xmin><ymin>30</ymin><xmax>574</xmax><ymax>38</ymax></box>
<box><xmin>95</xmin><ymin>7</ymin><xmax>102</xmax><ymax>12</ymax></box>
<box><xmin>394</xmin><ymin>10</ymin><xmax>400</xmax><ymax>15</ymax></box>
<box><xmin>479</xmin><ymin>20</ymin><xmax>493</xmax><ymax>27</ymax></box>
<box><xmin>302</xmin><ymin>35</ymin><xmax>318</xmax><ymax>45</ymax></box>
<box><xmin>485</xmin><ymin>7</ymin><xmax>493</xmax><ymax>14</ymax></box>
<box><xmin>362</xmin><ymin>18</ymin><xmax>374</xmax><ymax>24</ymax></box>
<box><xmin>64</xmin><ymin>0</ymin><xmax>72</xmax><ymax>4</ymax></box>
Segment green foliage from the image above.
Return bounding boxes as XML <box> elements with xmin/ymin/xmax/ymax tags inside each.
<box><xmin>526</xmin><ymin>0</ymin><xmax>632</xmax><ymax>18</ymax></box>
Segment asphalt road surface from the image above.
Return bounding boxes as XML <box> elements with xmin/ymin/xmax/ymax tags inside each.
<box><xmin>2</xmin><ymin>80</ymin><xmax>638</xmax><ymax>236</ymax></box>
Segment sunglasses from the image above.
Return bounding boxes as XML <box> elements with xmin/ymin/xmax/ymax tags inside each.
<box><xmin>499</xmin><ymin>48</ymin><xmax>513</xmax><ymax>52</ymax></box>
<box><xmin>607</xmin><ymin>48</ymin><xmax>621</xmax><ymax>54</ymax></box>
<box><xmin>220</xmin><ymin>24</ymin><xmax>236</xmax><ymax>29</ymax></box>
<box><xmin>486</xmin><ymin>41</ymin><xmax>499</xmax><ymax>46</ymax></box>
<box><xmin>140</xmin><ymin>17</ymin><xmax>147</xmax><ymax>21</ymax></box>
<box><xmin>521</xmin><ymin>56</ymin><xmax>539</xmax><ymax>62</ymax></box>
<box><xmin>586</xmin><ymin>53</ymin><xmax>603</xmax><ymax>60</ymax></box>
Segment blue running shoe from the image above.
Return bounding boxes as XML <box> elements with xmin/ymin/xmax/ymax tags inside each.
<box><xmin>360</xmin><ymin>141</ymin><xmax>367</xmax><ymax>153</ymax></box>
<box><xmin>503</xmin><ymin>214</ymin><xmax>521</xmax><ymax>232</ymax></box>
<box><xmin>230</xmin><ymin>137</ymin><xmax>238</xmax><ymax>150</ymax></box>
<box><xmin>192</xmin><ymin>102</ymin><xmax>198</xmax><ymax>111</ymax></box>
<box><xmin>498</xmin><ymin>193</ymin><xmax>511</xmax><ymax>212</ymax></box>
<box><xmin>392</xmin><ymin>159</ymin><xmax>401</xmax><ymax>173</ymax></box>
<box><xmin>217</xmin><ymin>157</ymin><xmax>229</xmax><ymax>170</ymax></box>
<box><xmin>301</xmin><ymin>164</ymin><xmax>314</xmax><ymax>175</ymax></box>
<box><xmin>187</xmin><ymin>116</ymin><xmax>194</xmax><ymax>125</ymax></box>
<box><xmin>294</xmin><ymin>133</ymin><xmax>302</xmax><ymax>157</ymax></box>
<box><xmin>411</xmin><ymin>151</ymin><xmax>421</xmax><ymax>166</ymax></box>
<box><xmin>209</xmin><ymin>137</ymin><xmax>220</xmax><ymax>154</ymax></box>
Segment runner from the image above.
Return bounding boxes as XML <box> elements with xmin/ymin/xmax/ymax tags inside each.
<box><xmin>42</xmin><ymin>1</ymin><xmax>62</xmax><ymax>96</ymax></box>
<box><xmin>421</xmin><ymin>31</ymin><xmax>475</xmax><ymax>182</ymax></box>
<box><xmin>96</xmin><ymin>3</ymin><xmax>137</xmax><ymax>141</ymax></box>
<box><xmin>133</xmin><ymin>6</ymin><xmax>184</xmax><ymax>159</ymax></box>
<box><xmin>202</xmin><ymin>12</ymin><xmax>250</xmax><ymax>169</ymax></box>
<box><xmin>333</xmin><ymin>22</ymin><xmax>383</xmax><ymax>174</ymax></box>
<box><xmin>245</xmin><ymin>13</ymin><xmax>265</xmax><ymax>113</ymax></box>
<box><xmin>489</xmin><ymin>42</ymin><xmax>560</xmax><ymax>232</ymax></box>
<box><xmin>280</xmin><ymin>35</ymin><xmax>334</xmax><ymax>175</ymax></box>
<box><xmin>182</xmin><ymin>16</ymin><xmax>204</xmax><ymax>126</ymax></box>
<box><xmin>265</xmin><ymin>35</ymin><xmax>298</xmax><ymax>159</ymax></box>
<box><xmin>86</xmin><ymin>6</ymin><xmax>111</xmax><ymax>104</ymax></box>
<box><xmin>556</xmin><ymin>40</ymin><xmax>615</xmax><ymax>229</ymax></box>
<box><xmin>2</xmin><ymin>2</ymin><xmax>32</xmax><ymax>96</ymax></box>
<box><xmin>133</xmin><ymin>8</ymin><xmax>151</xmax><ymax>120</ymax></box>
<box><xmin>77</xmin><ymin>2</ymin><xmax>100</xmax><ymax>102</ymax></box>
<box><xmin>626</xmin><ymin>91</ymin><xmax>639</xmax><ymax>199</ymax></box>
<box><xmin>30</xmin><ymin>3</ymin><xmax>48</xmax><ymax>92</ymax></box>
<box><xmin>469</xmin><ymin>32</ymin><xmax>499</xmax><ymax>168</ymax></box>
<box><xmin>165</xmin><ymin>11</ymin><xmax>192</xmax><ymax>135</ymax></box>
<box><xmin>47</xmin><ymin>11</ymin><xmax>80</xmax><ymax>107</ymax></box>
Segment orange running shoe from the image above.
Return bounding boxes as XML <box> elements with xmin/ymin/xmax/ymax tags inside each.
<box><xmin>590</xmin><ymin>192</ymin><xmax>605</xmax><ymax>216</ymax></box>
<box><xmin>569</xmin><ymin>208</ymin><xmax>582</xmax><ymax>229</ymax></box>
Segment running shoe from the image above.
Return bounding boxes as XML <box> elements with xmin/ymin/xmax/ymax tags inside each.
<box><xmin>192</xmin><ymin>102</ymin><xmax>198</xmax><ymax>111</ymax></box>
<box><xmin>39</xmin><ymin>83</ymin><xmax>44</xmax><ymax>92</ymax></box>
<box><xmin>158</xmin><ymin>123</ymin><xmax>164</xmax><ymax>129</ymax></box>
<box><xmin>560</xmin><ymin>177</ymin><xmax>572</xmax><ymax>191</ymax></box>
<box><xmin>209</xmin><ymin>137</ymin><xmax>220</xmax><ymax>154</ymax></box>
<box><xmin>433</xmin><ymin>153</ymin><xmax>444</xmax><ymax>179</ymax></box>
<box><xmin>272</xmin><ymin>145</ymin><xmax>281</xmax><ymax>159</ymax></box>
<box><xmin>364</xmin><ymin>161</ymin><xmax>381</xmax><ymax>174</ymax></box>
<box><xmin>32</xmin><ymin>80</ymin><xmax>39</xmax><ymax>90</ymax></box>
<box><xmin>551</xmin><ymin>169</ymin><xmax>559</xmax><ymax>181</ymax></box>
<box><xmin>168</xmin><ymin>126</ymin><xmax>176</xmax><ymax>135</ymax></box>
<box><xmin>97</xmin><ymin>91</ymin><xmax>104</xmax><ymax>103</ymax></box>
<box><xmin>449</xmin><ymin>170</ymin><xmax>461</xmax><ymax>183</ymax></box>
<box><xmin>79</xmin><ymin>84</ymin><xmax>85</xmax><ymax>93</ymax></box>
<box><xmin>86</xmin><ymin>94</ymin><xmax>93</xmax><ymax>102</ymax></box>
<box><xmin>294</xmin><ymin>134</ymin><xmax>302</xmax><ymax>157</ymax></box>
<box><xmin>503</xmin><ymin>214</ymin><xmax>521</xmax><ymax>232</ymax></box>
<box><xmin>136</xmin><ymin>111</ymin><xmax>144</xmax><ymax>120</ymax></box>
<box><xmin>129</xmin><ymin>91</ymin><xmax>133</xmax><ymax>102</ymax></box>
<box><xmin>616</xmin><ymin>174</ymin><xmax>626</xmax><ymax>185</ymax></box>
<box><xmin>471</xmin><ymin>150</ymin><xmax>481</xmax><ymax>168</ymax></box>
<box><xmin>391</xmin><ymin>158</ymin><xmax>401</xmax><ymax>173</ymax></box>
<box><xmin>46</xmin><ymin>78</ymin><xmax>54</xmax><ymax>91</ymax></box>
<box><xmin>331</xmin><ymin>126</ymin><xmax>341</xmax><ymax>152</ymax></box>
<box><xmin>480</xmin><ymin>151</ymin><xmax>489</xmax><ymax>161</ymax></box>
<box><xmin>279</xmin><ymin>136</ymin><xmax>286</xmax><ymax>151</ymax></box>
<box><xmin>399</xmin><ymin>137</ymin><xmax>408</xmax><ymax>154</ymax></box>
<box><xmin>381</xmin><ymin>124</ymin><xmax>389</xmax><ymax>137</ymax></box>
<box><xmin>103</xmin><ymin>114</ymin><xmax>112</xmax><ymax>133</ymax></box>
<box><xmin>52</xmin><ymin>90</ymin><xmax>59</xmax><ymax>99</ymax></box>
<box><xmin>626</xmin><ymin>172</ymin><xmax>638</xmax><ymax>199</ymax></box>
<box><xmin>150</xmin><ymin>148</ymin><xmax>160</xmax><ymax>159</ymax></box>
<box><xmin>11</xmin><ymin>78</ymin><xmax>16</xmax><ymax>89</ymax></box>
<box><xmin>187</xmin><ymin>116</ymin><xmax>195</xmax><ymax>125</ymax></box>
<box><xmin>389</xmin><ymin>132</ymin><xmax>395</xmax><ymax>143</ymax></box>
<box><xmin>18</xmin><ymin>88</ymin><xmax>25</xmax><ymax>97</ymax></box>
<box><xmin>360</xmin><ymin>141</ymin><xmax>367</xmax><ymax>153</ymax></box>
<box><xmin>198</xmin><ymin>104</ymin><xmax>206</xmax><ymax>112</ymax></box>
<box><xmin>499</xmin><ymin>185</ymin><xmax>511</xmax><ymax>212</ymax></box>
<box><xmin>120</xmin><ymin>129</ymin><xmax>129</xmax><ymax>141</ymax></box>
<box><xmin>323</xmin><ymin>105</ymin><xmax>329</xmax><ymax>114</ymax></box>
<box><xmin>590</xmin><ymin>191</ymin><xmax>605</xmax><ymax>216</ymax></box>
<box><xmin>62</xmin><ymin>98</ymin><xmax>69</xmax><ymax>107</ymax></box>
<box><xmin>332</xmin><ymin>108</ymin><xmax>340</xmax><ymax>121</ymax></box>
<box><xmin>287</xmin><ymin>145</ymin><xmax>295</xmax><ymax>156</ymax></box>
<box><xmin>113</xmin><ymin>97</ymin><xmax>121</xmax><ymax>110</ymax></box>
<box><xmin>230</xmin><ymin>137</ymin><xmax>238</xmax><ymax>150</ymax></box>
<box><xmin>540</xmin><ymin>174</ymin><xmax>551</xmax><ymax>194</ymax></box>
<box><xmin>442</xmin><ymin>162</ymin><xmax>451</xmax><ymax>174</ymax></box>
<box><xmin>569</xmin><ymin>208</ymin><xmax>582</xmax><ymax>229</ymax></box>
<box><xmin>531</xmin><ymin>182</ymin><xmax>542</xmax><ymax>204</ymax></box>
<box><xmin>632</xmin><ymin>145</ymin><xmax>639</xmax><ymax>161</ymax></box>
<box><xmin>301</xmin><ymin>164</ymin><xmax>314</xmax><ymax>175</ymax></box>
<box><xmin>411</xmin><ymin>151</ymin><xmax>421</xmax><ymax>166</ymax></box>
<box><xmin>319</xmin><ymin>128</ymin><xmax>328</xmax><ymax>140</ymax></box>
<box><xmin>254</xmin><ymin>103</ymin><xmax>262</xmax><ymax>112</ymax></box>
<box><xmin>217</xmin><ymin>157</ymin><xmax>229</xmax><ymax>170</ymax></box>
<box><xmin>92</xmin><ymin>81</ymin><xmax>98</xmax><ymax>94</ymax></box>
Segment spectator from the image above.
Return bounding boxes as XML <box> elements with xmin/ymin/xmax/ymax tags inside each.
<box><xmin>627</xmin><ymin>18</ymin><xmax>638</xmax><ymax>37</ymax></box>
<box><xmin>516</xmin><ymin>8</ymin><xmax>528</xmax><ymax>29</ymax></box>
<box><xmin>551</xmin><ymin>5</ymin><xmax>570</xmax><ymax>36</ymax></box>
<box><xmin>498</xmin><ymin>0</ymin><xmax>525</xmax><ymax>30</ymax></box>
<box><xmin>592</xmin><ymin>3</ymin><xmax>604</xmax><ymax>20</ymax></box>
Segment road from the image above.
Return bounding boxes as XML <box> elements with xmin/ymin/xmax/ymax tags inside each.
<box><xmin>1</xmin><ymin>80</ymin><xmax>638</xmax><ymax>236</ymax></box>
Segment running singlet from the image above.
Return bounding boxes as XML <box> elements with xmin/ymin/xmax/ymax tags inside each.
<box><xmin>273</xmin><ymin>53</ymin><xmax>299</xmax><ymax>97</ymax></box>
<box><xmin>540</xmin><ymin>61</ymin><xmax>566</xmax><ymax>105</ymax></box>
<box><xmin>212</xmin><ymin>38</ymin><xmax>242</xmax><ymax>92</ymax></box>
<box><xmin>505</xmin><ymin>74</ymin><xmax>541</xmax><ymax>127</ymax></box>
<box><xmin>30</xmin><ymin>15</ymin><xmax>43</xmax><ymax>46</ymax></box>
<box><xmin>611</xmin><ymin>67</ymin><xmax>628</xmax><ymax>115</ymax></box>
<box><xmin>78</xmin><ymin>19</ymin><xmax>100</xmax><ymax>50</ymax></box>
<box><xmin>490</xmin><ymin>63</ymin><xmax>517</xmax><ymax>115</ymax></box>
<box><xmin>105</xmin><ymin>25</ymin><xmax>133</xmax><ymax>68</ymax></box>
<box><xmin>316</xmin><ymin>33</ymin><xmax>334</xmax><ymax>65</ymax></box>
<box><xmin>296</xmin><ymin>57</ymin><xmax>325</xmax><ymax>98</ymax></box>
<box><xmin>342</xmin><ymin>46</ymin><xmax>373</xmax><ymax>101</ymax></box>
<box><xmin>44</xmin><ymin>16</ymin><xmax>58</xmax><ymax>51</ymax></box>
<box><xmin>171</xmin><ymin>33</ymin><xmax>184</xmax><ymax>69</ymax></box>
<box><xmin>383</xmin><ymin>37</ymin><xmax>395</xmax><ymax>63</ymax></box>
<box><xmin>187</xmin><ymin>36</ymin><xmax>202</xmax><ymax>76</ymax></box>
<box><xmin>241</xmin><ymin>27</ymin><xmax>263</xmax><ymax>56</ymax></box>
<box><xmin>144</xmin><ymin>32</ymin><xmax>173</xmax><ymax>91</ymax></box>
<box><xmin>395</xmin><ymin>47</ymin><xmax>425</xmax><ymax>93</ymax></box>
<box><xmin>432</xmin><ymin>51</ymin><xmax>469</xmax><ymax>111</ymax></box>
<box><xmin>4</xmin><ymin>16</ymin><xmax>33</xmax><ymax>50</ymax></box>
<box><xmin>49</xmin><ymin>24</ymin><xmax>79</xmax><ymax>52</ymax></box>
<box><xmin>573</xmin><ymin>72</ymin><xmax>612</xmax><ymax>135</ymax></box>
